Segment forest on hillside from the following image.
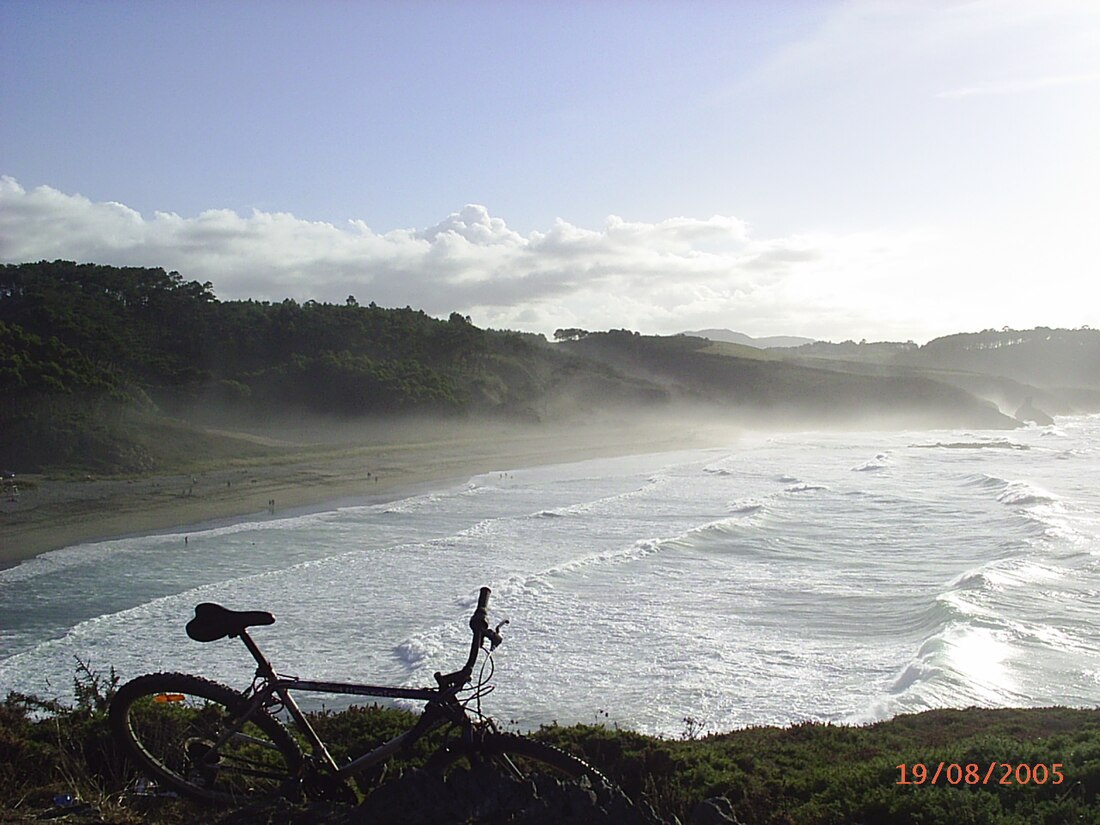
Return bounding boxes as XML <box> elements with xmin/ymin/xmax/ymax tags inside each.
<box><xmin>2</xmin><ymin>260</ymin><xmax>524</xmax><ymax>411</ymax></box>
<box><xmin>0</xmin><ymin>261</ymin><xmax>660</xmax><ymax>470</ymax></box>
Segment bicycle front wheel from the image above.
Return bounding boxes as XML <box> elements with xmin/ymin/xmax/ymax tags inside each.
<box><xmin>109</xmin><ymin>672</ymin><xmax>302</xmax><ymax>805</ymax></box>
<box><xmin>411</xmin><ymin>732</ymin><xmax>655</xmax><ymax>823</ymax></box>
<box><xmin>427</xmin><ymin>730</ymin><xmax>600</xmax><ymax>782</ymax></box>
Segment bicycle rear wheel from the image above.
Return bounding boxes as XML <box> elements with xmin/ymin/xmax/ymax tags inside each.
<box><xmin>109</xmin><ymin>672</ymin><xmax>302</xmax><ymax>805</ymax></box>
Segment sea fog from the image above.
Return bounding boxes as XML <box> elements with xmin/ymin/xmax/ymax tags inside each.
<box><xmin>1</xmin><ymin>416</ymin><xmax>1098</xmax><ymax>737</ymax></box>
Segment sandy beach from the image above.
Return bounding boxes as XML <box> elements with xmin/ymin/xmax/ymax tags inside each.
<box><xmin>0</xmin><ymin>417</ymin><xmax>723</xmax><ymax>570</ymax></box>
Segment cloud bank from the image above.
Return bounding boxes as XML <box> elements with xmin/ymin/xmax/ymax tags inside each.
<box><xmin>0</xmin><ymin>176</ymin><xmax>1061</xmax><ymax>342</ymax></box>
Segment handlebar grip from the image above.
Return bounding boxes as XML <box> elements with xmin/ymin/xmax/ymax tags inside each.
<box><xmin>470</xmin><ymin>586</ymin><xmax>491</xmax><ymax>635</ymax></box>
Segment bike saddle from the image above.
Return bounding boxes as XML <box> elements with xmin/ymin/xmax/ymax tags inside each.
<box><xmin>186</xmin><ymin>602</ymin><xmax>275</xmax><ymax>642</ymax></box>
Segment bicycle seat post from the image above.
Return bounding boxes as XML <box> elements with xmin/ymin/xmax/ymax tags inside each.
<box><xmin>237</xmin><ymin>629</ymin><xmax>277</xmax><ymax>681</ymax></box>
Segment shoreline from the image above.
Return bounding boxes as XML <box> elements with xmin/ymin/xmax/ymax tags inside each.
<box><xmin>0</xmin><ymin>418</ymin><xmax>727</xmax><ymax>570</ymax></box>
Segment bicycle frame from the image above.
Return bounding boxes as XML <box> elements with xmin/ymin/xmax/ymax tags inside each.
<box><xmin>226</xmin><ymin>624</ymin><xmax>473</xmax><ymax>781</ymax></box>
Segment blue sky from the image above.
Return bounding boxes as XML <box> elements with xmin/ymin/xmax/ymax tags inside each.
<box><xmin>2</xmin><ymin>0</ymin><xmax>1098</xmax><ymax>341</ymax></box>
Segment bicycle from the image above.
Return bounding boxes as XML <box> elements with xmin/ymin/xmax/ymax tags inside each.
<box><xmin>108</xmin><ymin>586</ymin><xmax>601</xmax><ymax>807</ymax></box>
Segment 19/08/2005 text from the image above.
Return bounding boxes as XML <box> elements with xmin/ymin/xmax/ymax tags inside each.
<box><xmin>897</xmin><ymin>762</ymin><xmax>1064</xmax><ymax>786</ymax></box>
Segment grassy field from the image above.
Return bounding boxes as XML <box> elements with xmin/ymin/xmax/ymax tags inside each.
<box><xmin>2</xmin><ymin>665</ymin><xmax>1097</xmax><ymax>825</ymax></box>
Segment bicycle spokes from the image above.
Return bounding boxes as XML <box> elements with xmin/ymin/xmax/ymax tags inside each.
<box><xmin>117</xmin><ymin>679</ymin><xmax>300</xmax><ymax>802</ymax></box>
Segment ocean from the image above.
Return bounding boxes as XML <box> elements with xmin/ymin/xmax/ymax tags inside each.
<box><xmin>1</xmin><ymin>416</ymin><xmax>1097</xmax><ymax>738</ymax></box>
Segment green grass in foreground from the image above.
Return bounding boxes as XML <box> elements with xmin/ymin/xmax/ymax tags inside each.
<box><xmin>2</xmin><ymin>666</ymin><xmax>1098</xmax><ymax>824</ymax></box>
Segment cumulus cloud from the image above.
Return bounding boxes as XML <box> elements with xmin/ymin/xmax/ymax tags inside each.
<box><xmin>0</xmin><ymin>176</ymin><xmax>945</xmax><ymax>340</ymax></box>
<box><xmin>416</xmin><ymin>204</ymin><xmax>524</xmax><ymax>247</ymax></box>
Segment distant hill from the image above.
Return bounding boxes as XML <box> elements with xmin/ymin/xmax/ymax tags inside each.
<box><xmin>782</xmin><ymin>329</ymin><xmax>1099</xmax><ymax>391</ymax></box>
<box><xmin>782</xmin><ymin>339</ymin><xmax>918</xmax><ymax>364</ymax></box>
<box><xmin>900</xmin><ymin>328</ymin><xmax>1100</xmax><ymax>390</ymax></box>
<box><xmin>564</xmin><ymin>331</ymin><xmax>1017</xmax><ymax>430</ymax></box>
<box><xmin>787</xmin><ymin>330</ymin><xmax>1095</xmax><ymax>413</ymax></box>
<box><xmin>679</xmin><ymin>329</ymin><xmax>816</xmax><ymax>349</ymax></box>
<box><xmin>781</xmin><ymin>329</ymin><xmax>1100</xmax><ymax>415</ymax></box>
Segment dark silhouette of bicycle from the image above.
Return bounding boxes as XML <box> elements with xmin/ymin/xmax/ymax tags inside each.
<box><xmin>109</xmin><ymin>587</ymin><xmax>599</xmax><ymax>805</ymax></box>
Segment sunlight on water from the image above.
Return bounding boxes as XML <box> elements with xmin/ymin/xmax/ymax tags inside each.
<box><xmin>1</xmin><ymin>418</ymin><xmax>1098</xmax><ymax>736</ymax></box>
<box><xmin>944</xmin><ymin>625</ymin><xmax>1018</xmax><ymax>703</ymax></box>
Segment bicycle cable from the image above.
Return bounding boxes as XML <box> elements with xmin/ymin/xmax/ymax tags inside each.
<box><xmin>251</xmin><ymin>672</ymin><xmax>288</xmax><ymax>715</ymax></box>
<box><xmin>459</xmin><ymin>642</ymin><xmax>497</xmax><ymax>722</ymax></box>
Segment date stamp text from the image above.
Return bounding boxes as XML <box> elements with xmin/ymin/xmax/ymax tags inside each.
<box><xmin>896</xmin><ymin>762</ymin><xmax>1064</xmax><ymax>786</ymax></box>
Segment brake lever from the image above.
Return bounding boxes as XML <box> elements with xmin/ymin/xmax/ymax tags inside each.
<box><xmin>486</xmin><ymin>619</ymin><xmax>509</xmax><ymax>650</ymax></box>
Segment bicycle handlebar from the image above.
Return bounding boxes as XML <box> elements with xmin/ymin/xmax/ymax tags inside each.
<box><xmin>469</xmin><ymin>586</ymin><xmax>503</xmax><ymax>646</ymax></box>
<box><xmin>434</xmin><ymin>586</ymin><xmax>503</xmax><ymax>691</ymax></box>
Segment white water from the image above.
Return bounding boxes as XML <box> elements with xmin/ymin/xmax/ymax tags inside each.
<box><xmin>2</xmin><ymin>417</ymin><xmax>1098</xmax><ymax>737</ymax></box>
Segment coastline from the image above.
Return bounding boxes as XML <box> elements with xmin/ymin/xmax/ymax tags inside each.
<box><xmin>0</xmin><ymin>418</ymin><xmax>726</xmax><ymax>570</ymax></box>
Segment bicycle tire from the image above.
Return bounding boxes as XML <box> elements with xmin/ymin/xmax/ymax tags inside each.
<box><xmin>408</xmin><ymin>732</ymin><xmax>657</xmax><ymax>824</ymax></box>
<box><xmin>109</xmin><ymin>672</ymin><xmax>303</xmax><ymax>805</ymax></box>
<box><xmin>427</xmin><ymin>731</ymin><xmax>602</xmax><ymax>782</ymax></box>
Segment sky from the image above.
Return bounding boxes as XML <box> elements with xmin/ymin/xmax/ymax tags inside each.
<box><xmin>2</xmin><ymin>0</ymin><xmax>1098</xmax><ymax>343</ymax></box>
